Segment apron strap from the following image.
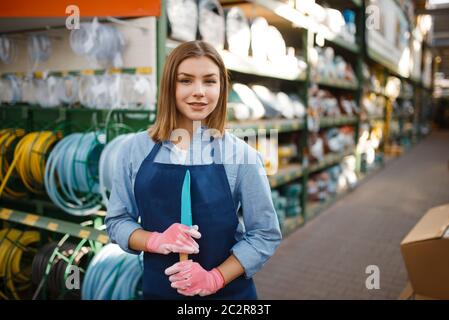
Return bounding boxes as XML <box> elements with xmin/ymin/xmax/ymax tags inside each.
<box><xmin>210</xmin><ymin>135</ymin><xmax>223</xmax><ymax>164</ymax></box>
<box><xmin>147</xmin><ymin>141</ymin><xmax>163</xmax><ymax>163</ymax></box>
<box><xmin>148</xmin><ymin>136</ymin><xmax>223</xmax><ymax>165</ymax></box>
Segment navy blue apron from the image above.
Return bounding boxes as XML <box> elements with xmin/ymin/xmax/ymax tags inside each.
<box><xmin>134</xmin><ymin>138</ymin><xmax>257</xmax><ymax>300</ymax></box>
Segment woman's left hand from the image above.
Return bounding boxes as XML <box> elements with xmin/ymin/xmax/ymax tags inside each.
<box><xmin>165</xmin><ymin>260</ymin><xmax>224</xmax><ymax>296</ymax></box>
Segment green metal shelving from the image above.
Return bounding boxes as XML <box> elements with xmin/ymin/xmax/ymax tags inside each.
<box><xmin>0</xmin><ymin>0</ymin><xmax>433</xmax><ymax>238</ymax></box>
<box><xmin>0</xmin><ymin>208</ymin><xmax>109</xmax><ymax>244</ymax></box>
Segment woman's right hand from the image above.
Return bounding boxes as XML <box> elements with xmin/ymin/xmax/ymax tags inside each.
<box><xmin>145</xmin><ymin>223</ymin><xmax>201</xmax><ymax>255</ymax></box>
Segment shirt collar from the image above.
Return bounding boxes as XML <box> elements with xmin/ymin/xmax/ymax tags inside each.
<box><xmin>161</xmin><ymin>125</ymin><xmax>209</xmax><ymax>150</ymax></box>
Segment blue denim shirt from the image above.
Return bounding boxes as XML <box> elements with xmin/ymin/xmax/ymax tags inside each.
<box><xmin>105</xmin><ymin>127</ymin><xmax>282</xmax><ymax>278</ymax></box>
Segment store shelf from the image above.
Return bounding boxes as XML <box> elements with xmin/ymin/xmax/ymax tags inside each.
<box><xmin>269</xmin><ymin>164</ymin><xmax>304</xmax><ymax>188</ymax></box>
<box><xmin>367</xmin><ymin>47</ymin><xmax>404</xmax><ymax>79</ymax></box>
<box><xmin>0</xmin><ymin>67</ymin><xmax>153</xmax><ymax>78</ymax></box>
<box><xmin>365</xmin><ymin>114</ymin><xmax>385</xmax><ymax>122</ymax></box>
<box><xmin>397</xmin><ymin>95</ymin><xmax>414</xmax><ymax>100</ymax></box>
<box><xmin>316</xmin><ymin>78</ymin><xmax>359</xmax><ymax>90</ymax></box>
<box><xmin>319</xmin><ymin>116</ymin><xmax>358</xmax><ymax>128</ymax></box>
<box><xmin>255</xmin><ymin>0</ymin><xmax>359</xmax><ymax>53</ymax></box>
<box><xmin>242</xmin><ymin>0</ymin><xmax>314</xmax><ymax>31</ymax></box>
<box><xmin>0</xmin><ymin>196</ymin><xmax>106</xmax><ymax>221</ymax></box>
<box><xmin>392</xmin><ymin>114</ymin><xmax>414</xmax><ymax>121</ymax></box>
<box><xmin>0</xmin><ymin>105</ymin><xmax>153</xmax><ymax>132</ymax></box>
<box><xmin>308</xmin><ymin>147</ymin><xmax>355</xmax><ymax>174</ymax></box>
<box><xmin>281</xmin><ymin>214</ymin><xmax>305</xmax><ymax>236</ymax></box>
<box><xmin>368</xmin><ymin>89</ymin><xmax>388</xmax><ymax>98</ymax></box>
<box><xmin>0</xmin><ymin>207</ymin><xmax>109</xmax><ymax>244</ymax></box>
<box><xmin>318</xmin><ymin>26</ymin><xmax>359</xmax><ymax>54</ymax></box>
<box><xmin>306</xmin><ymin>188</ymin><xmax>352</xmax><ymax>221</ymax></box>
<box><xmin>219</xmin><ymin>49</ymin><xmax>307</xmax><ymax>81</ymax></box>
<box><xmin>227</xmin><ymin>118</ymin><xmax>304</xmax><ymax>137</ymax></box>
<box><xmin>166</xmin><ymin>39</ymin><xmax>306</xmax><ymax>82</ymax></box>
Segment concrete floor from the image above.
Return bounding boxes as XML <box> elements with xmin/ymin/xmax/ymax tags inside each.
<box><xmin>254</xmin><ymin>131</ymin><xmax>449</xmax><ymax>299</ymax></box>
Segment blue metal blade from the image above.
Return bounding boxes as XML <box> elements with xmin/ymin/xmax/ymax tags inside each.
<box><xmin>180</xmin><ymin>170</ymin><xmax>192</xmax><ymax>226</ymax></box>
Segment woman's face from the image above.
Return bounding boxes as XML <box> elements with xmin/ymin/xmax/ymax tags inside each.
<box><xmin>175</xmin><ymin>56</ymin><xmax>221</xmax><ymax>125</ymax></box>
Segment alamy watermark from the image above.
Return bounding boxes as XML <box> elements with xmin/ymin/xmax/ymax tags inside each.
<box><xmin>365</xmin><ymin>265</ymin><xmax>380</xmax><ymax>290</ymax></box>
<box><xmin>168</xmin><ymin>121</ymin><xmax>279</xmax><ymax>176</ymax></box>
<box><xmin>65</xmin><ymin>265</ymin><xmax>81</xmax><ymax>290</ymax></box>
<box><xmin>65</xmin><ymin>5</ymin><xmax>80</xmax><ymax>30</ymax></box>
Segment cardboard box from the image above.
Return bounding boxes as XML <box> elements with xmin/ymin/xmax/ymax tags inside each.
<box><xmin>400</xmin><ymin>204</ymin><xmax>449</xmax><ymax>300</ymax></box>
<box><xmin>399</xmin><ymin>282</ymin><xmax>440</xmax><ymax>300</ymax></box>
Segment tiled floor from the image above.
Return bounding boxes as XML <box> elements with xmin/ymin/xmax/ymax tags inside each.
<box><xmin>254</xmin><ymin>131</ymin><xmax>449</xmax><ymax>299</ymax></box>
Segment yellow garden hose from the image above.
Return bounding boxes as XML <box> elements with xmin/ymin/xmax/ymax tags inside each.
<box><xmin>0</xmin><ymin>129</ymin><xmax>27</xmax><ymax>198</ymax></box>
<box><xmin>0</xmin><ymin>228</ymin><xmax>40</xmax><ymax>300</ymax></box>
<box><xmin>14</xmin><ymin>131</ymin><xmax>61</xmax><ymax>194</ymax></box>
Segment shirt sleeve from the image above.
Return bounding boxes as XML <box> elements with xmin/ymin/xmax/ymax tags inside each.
<box><xmin>231</xmin><ymin>151</ymin><xmax>282</xmax><ymax>278</ymax></box>
<box><xmin>105</xmin><ymin>139</ymin><xmax>142</xmax><ymax>255</ymax></box>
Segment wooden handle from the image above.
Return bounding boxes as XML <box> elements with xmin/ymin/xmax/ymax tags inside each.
<box><xmin>179</xmin><ymin>253</ymin><xmax>188</xmax><ymax>261</ymax></box>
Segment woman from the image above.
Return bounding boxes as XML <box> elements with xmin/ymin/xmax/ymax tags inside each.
<box><xmin>105</xmin><ymin>40</ymin><xmax>282</xmax><ymax>300</ymax></box>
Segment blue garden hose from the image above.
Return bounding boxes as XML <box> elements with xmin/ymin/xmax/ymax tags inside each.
<box><xmin>98</xmin><ymin>133</ymin><xmax>135</xmax><ymax>206</ymax></box>
<box><xmin>81</xmin><ymin>244</ymin><xmax>143</xmax><ymax>300</ymax></box>
<box><xmin>44</xmin><ymin>132</ymin><xmax>104</xmax><ymax>216</ymax></box>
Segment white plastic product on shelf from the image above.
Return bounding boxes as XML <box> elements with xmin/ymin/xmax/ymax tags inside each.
<box><xmin>35</xmin><ymin>76</ymin><xmax>62</xmax><ymax>108</ymax></box>
<box><xmin>99</xmin><ymin>133</ymin><xmax>135</xmax><ymax>206</ymax></box>
<box><xmin>289</xmin><ymin>94</ymin><xmax>306</xmax><ymax>119</ymax></box>
<box><xmin>341</xmin><ymin>155</ymin><xmax>357</xmax><ymax>188</ymax></box>
<box><xmin>56</xmin><ymin>75</ymin><xmax>79</xmax><ymax>105</ymax></box>
<box><xmin>340</xmin><ymin>97</ymin><xmax>359</xmax><ymax>116</ymax></box>
<box><xmin>309</xmin><ymin>134</ymin><xmax>324</xmax><ymax>162</ymax></box>
<box><xmin>167</xmin><ymin>0</ymin><xmax>198</xmax><ymax>42</ymax></box>
<box><xmin>343</xmin><ymin>10</ymin><xmax>356</xmax><ymax>43</ymax></box>
<box><xmin>266</xmin><ymin>26</ymin><xmax>287</xmax><ymax>65</ymax></box>
<box><xmin>250</xmin><ymin>17</ymin><xmax>269</xmax><ymax>63</ymax></box>
<box><xmin>227</xmin><ymin>102</ymin><xmax>250</xmax><ymax>121</ymax></box>
<box><xmin>21</xmin><ymin>76</ymin><xmax>38</xmax><ymax>105</ymax></box>
<box><xmin>251</xmin><ymin>85</ymin><xmax>282</xmax><ymax>119</ymax></box>
<box><xmin>82</xmin><ymin>244</ymin><xmax>143</xmax><ymax>300</ymax></box>
<box><xmin>78</xmin><ymin>74</ymin><xmax>115</xmax><ymax>109</ymax></box>
<box><xmin>232</xmin><ymin>83</ymin><xmax>265</xmax><ymax>120</ymax></box>
<box><xmin>198</xmin><ymin>0</ymin><xmax>225</xmax><ymax>50</ymax></box>
<box><xmin>78</xmin><ymin>75</ymin><xmax>96</xmax><ymax>108</ymax></box>
<box><xmin>28</xmin><ymin>33</ymin><xmax>52</xmax><ymax>68</ymax></box>
<box><xmin>325</xmin><ymin>8</ymin><xmax>346</xmax><ymax>35</ymax></box>
<box><xmin>275</xmin><ymin>92</ymin><xmax>296</xmax><ymax>120</ymax></box>
<box><xmin>70</xmin><ymin>18</ymin><xmax>126</xmax><ymax>67</ymax></box>
<box><xmin>225</xmin><ymin>7</ymin><xmax>250</xmax><ymax>57</ymax></box>
<box><xmin>118</xmin><ymin>74</ymin><xmax>155</xmax><ymax>110</ymax></box>
<box><xmin>326</xmin><ymin>128</ymin><xmax>343</xmax><ymax>153</ymax></box>
<box><xmin>0</xmin><ymin>75</ymin><xmax>22</xmax><ymax>104</ymax></box>
<box><xmin>0</xmin><ymin>35</ymin><xmax>17</xmax><ymax>65</ymax></box>
<box><xmin>78</xmin><ymin>74</ymin><xmax>155</xmax><ymax>110</ymax></box>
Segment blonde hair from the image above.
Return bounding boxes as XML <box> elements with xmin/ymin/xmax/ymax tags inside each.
<box><xmin>149</xmin><ymin>41</ymin><xmax>229</xmax><ymax>142</ymax></box>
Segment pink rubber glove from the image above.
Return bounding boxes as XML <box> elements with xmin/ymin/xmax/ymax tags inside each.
<box><xmin>165</xmin><ymin>260</ymin><xmax>225</xmax><ymax>297</ymax></box>
<box><xmin>145</xmin><ymin>223</ymin><xmax>201</xmax><ymax>255</ymax></box>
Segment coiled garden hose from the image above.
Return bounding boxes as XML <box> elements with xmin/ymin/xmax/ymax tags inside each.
<box><xmin>82</xmin><ymin>244</ymin><xmax>143</xmax><ymax>300</ymax></box>
<box><xmin>32</xmin><ymin>241</ymin><xmax>92</xmax><ymax>300</ymax></box>
<box><xmin>14</xmin><ymin>131</ymin><xmax>61</xmax><ymax>194</ymax></box>
<box><xmin>0</xmin><ymin>228</ymin><xmax>40</xmax><ymax>300</ymax></box>
<box><xmin>0</xmin><ymin>129</ymin><xmax>27</xmax><ymax>198</ymax></box>
<box><xmin>98</xmin><ymin>133</ymin><xmax>135</xmax><ymax>206</ymax></box>
<box><xmin>44</xmin><ymin>132</ymin><xmax>104</xmax><ymax>216</ymax></box>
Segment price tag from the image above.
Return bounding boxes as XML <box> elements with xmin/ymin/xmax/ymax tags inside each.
<box><xmin>34</xmin><ymin>71</ymin><xmax>44</xmax><ymax>79</ymax></box>
<box><xmin>22</xmin><ymin>214</ymin><xmax>39</xmax><ymax>226</ymax></box>
<box><xmin>136</xmin><ymin>67</ymin><xmax>152</xmax><ymax>74</ymax></box>
<box><xmin>96</xmin><ymin>234</ymin><xmax>109</xmax><ymax>243</ymax></box>
<box><xmin>78</xmin><ymin>230</ymin><xmax>91</xmax><ymax>239</ymax></box>
<box><xmin>0</xmin><ymin>209</ymin><xmax>12</xmax><ymax>220</ymax></box>
<box><xmin>81</xmin><ymin>69</ymin><xmax>95</xmax><ymax>76</ymax></box>
<box><xmin>47</xmin><ymin>223</ymin><xmax>58</xmax><ymax>231</ymax></box>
